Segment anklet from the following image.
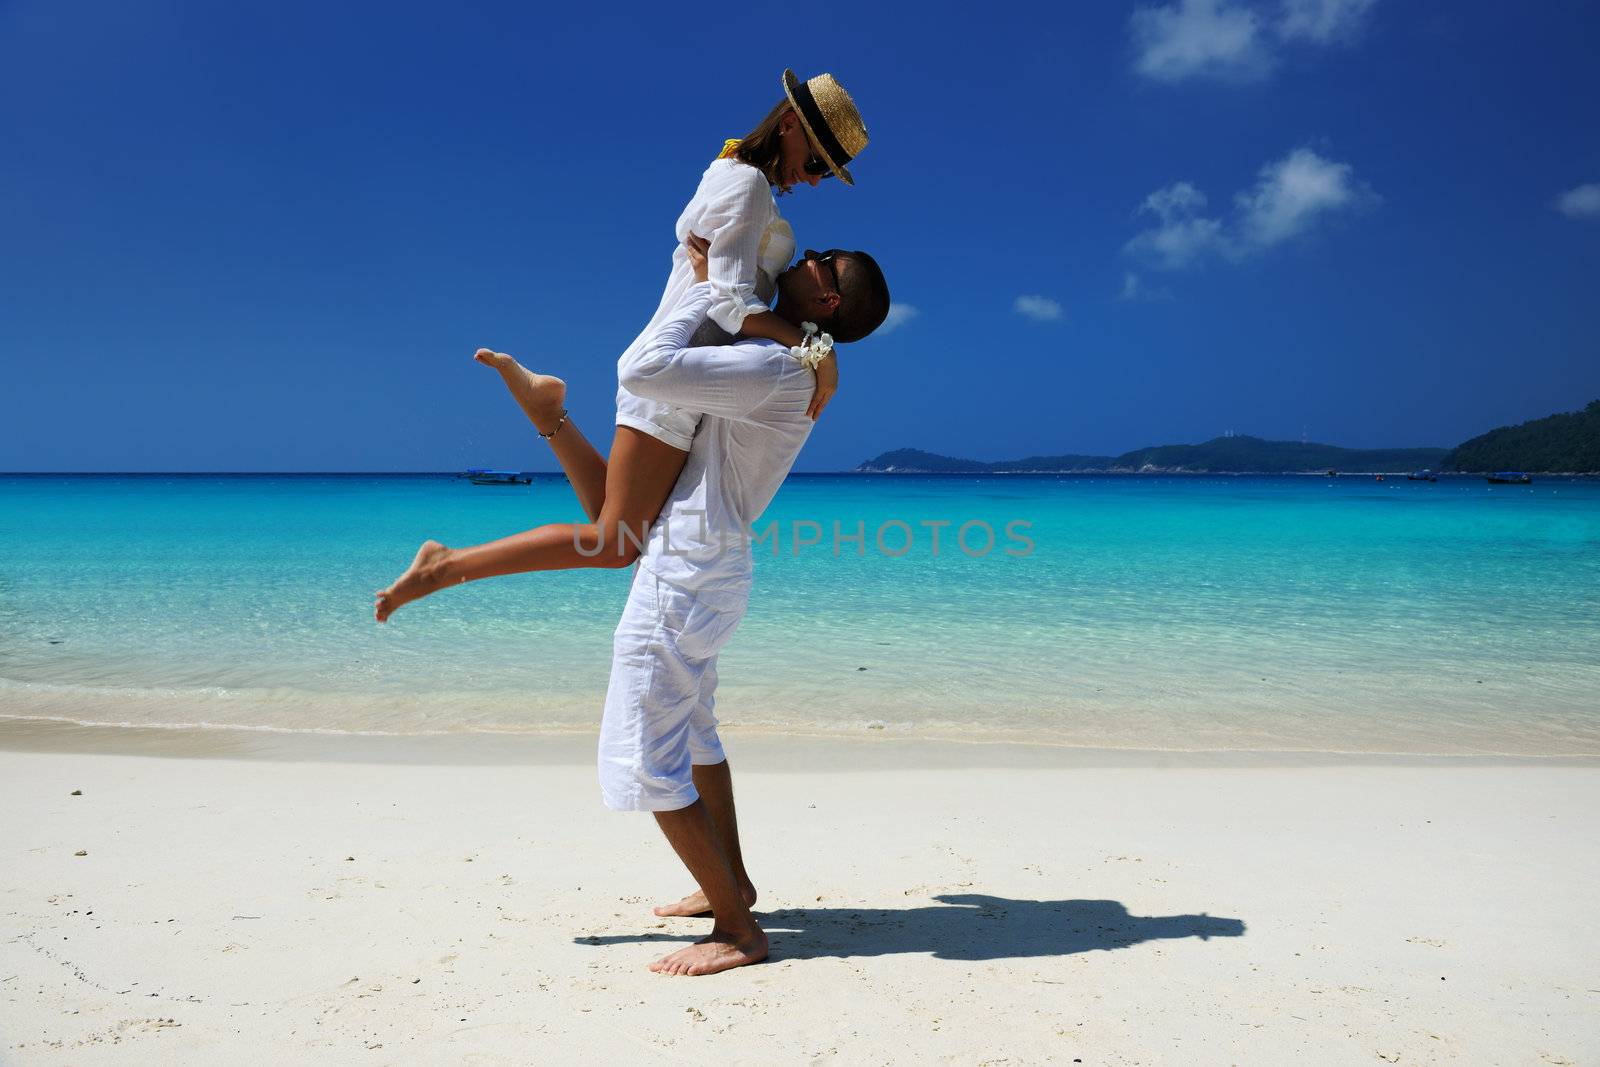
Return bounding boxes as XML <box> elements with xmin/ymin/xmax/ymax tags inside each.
<box><xmin>540</xmin><ymin>409</ymin><xmax>569</xmax><ymax>440</ymax></box>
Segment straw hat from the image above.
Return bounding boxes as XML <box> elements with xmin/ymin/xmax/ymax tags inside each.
<box><xmin>782</xmin><ymin>70</ymin><xmax>868</xmax><ymax>186</ymax></box>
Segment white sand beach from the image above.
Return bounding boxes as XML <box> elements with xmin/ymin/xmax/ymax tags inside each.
<box><xmin>2</xmin><ymin>727</ymin><xmax>1597</xmax><ymax>1065</ymax></box>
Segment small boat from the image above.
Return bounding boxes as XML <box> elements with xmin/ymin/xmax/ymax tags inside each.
<box><xmin>464</xmin><ymin>469</ymin><xmax>531</xmax><ymax>486</ymax></box>
<box><xmin>1486</xmin><ymin>471</ymin><xmax>1531</xmax><ymax>485</ymax></box>
<box><xmin>1325</xmin><ymin>469</ymin><xmax>1338</xmax><ymax>477</ymax></box>
<box><xmin>1407</xmin><ymin>470</ymin><xmax>1438</xmax><ymax>482</ymax></box>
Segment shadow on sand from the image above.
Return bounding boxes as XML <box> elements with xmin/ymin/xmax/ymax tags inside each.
<box><xmin>577</xmin><ymin>894</ymin><xmax>1245</xmax><ymax>961</ymax></box>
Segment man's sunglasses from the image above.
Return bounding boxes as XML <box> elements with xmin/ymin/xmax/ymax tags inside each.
<box><xmin>805</xmin><ymin>249</ymin><xmax>844</xmax><ymax>291</ymax></box>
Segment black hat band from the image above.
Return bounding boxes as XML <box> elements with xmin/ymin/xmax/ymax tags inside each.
<box><xmin>790</xmin><ymin>79</ymin><xmax>854</xmax><ymax>169</ymax></box>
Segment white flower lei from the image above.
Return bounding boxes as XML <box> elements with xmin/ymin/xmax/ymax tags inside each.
<box><xmin>791</xmin><ymin>321</ymin><xmax>834</xmax><ymax>370</ymax></box>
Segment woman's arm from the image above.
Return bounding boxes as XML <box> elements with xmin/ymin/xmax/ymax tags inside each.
<box><xmin>737</xmin><ymin>309</ymin><xmax>805</xmax><ymax>349</ymax></box>
<box><xmin>740</xmin><ymin>313</ymin><xmax>835</xmax><ymax>421</ymax></box>
<box><xmin>696</xmin><ymin>166</ymin><xmax>777</xmax><ymax>336</ymax></box>
<box><xmin>695</xmin><ymin>166</ymin><xmax>838</xmax><ymax>418</ymax></box>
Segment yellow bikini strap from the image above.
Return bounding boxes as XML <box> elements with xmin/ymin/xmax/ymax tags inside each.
<box><xmin>717</xmin><ymin>138</ymin><xmax>741</xmax><ymax>160</ymax></box>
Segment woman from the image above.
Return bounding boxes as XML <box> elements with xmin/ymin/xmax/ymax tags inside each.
<box><xmin>375</xmin><ymin>70</ymin><xmax>870</xmax><ymax>620</ymax></box>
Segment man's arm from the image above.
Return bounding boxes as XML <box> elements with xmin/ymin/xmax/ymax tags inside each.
<box><xmin>618</xmin><ymin>281</ymin><xmax>786</xmax><ymax>423</ymax></box>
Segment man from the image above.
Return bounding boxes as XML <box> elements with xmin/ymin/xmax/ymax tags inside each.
<box><xmin>372</xmin><ymin>236</ymin><xmax>888</xmax><ymax>974</ymax></box>
<box><xmin>603</xmin><ymin>239</ymin><xmax>889</xmax><ymax>976</ymax></box>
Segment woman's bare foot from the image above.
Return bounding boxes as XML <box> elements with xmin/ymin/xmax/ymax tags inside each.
<box><xmin>374</xmin><ymin>540</ymin><xmax>451</xmax><ymax>623</ymax></box>
<box><xmin>653</xmin><ymin>882</ymin><xmax>758</xmax><ymax>919</ymax></box>
<box><xmin>473</xmin><ymin>349</ymin><xmax>567</xmax><ymax>436</ymax></box>
<box><xmin>648</xmin><ymin>927</ymin><xmax>768</xmax><ymax>977</ymax></box>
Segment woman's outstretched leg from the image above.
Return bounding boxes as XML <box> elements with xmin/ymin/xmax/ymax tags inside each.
<box><xmin>473</xmin><ymin>349</ymin><xmax>608</xmax><ymax>520</ymax></box>
<box><xmin>374</xmin><ymin>427</ymin><xmax>690</xmax><ymax>622</ymax></box>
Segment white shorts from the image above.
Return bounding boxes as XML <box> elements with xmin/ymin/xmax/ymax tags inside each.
<box><xmin>614</xmin><ymin>317</ymin><xmax>730</xmax><ymax>451</ymax></box>
<box><xmin>598</xmin><ymin>567</ymin><xmax>748</xmax><ymax>812</ymax></box>
<box><xmin>614</xmin><ymin>385</ymin><xmax>701</xmax><ymax>452</ymax></box>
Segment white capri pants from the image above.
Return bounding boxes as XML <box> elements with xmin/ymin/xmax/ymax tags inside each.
<box><xmin>599</xmin><ymin>567</ymin><xmax>748</xmax><ymax>812</ymax></box>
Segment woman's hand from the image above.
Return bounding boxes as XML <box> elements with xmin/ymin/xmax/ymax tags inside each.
<box><xmin>807</xmin><ymin>349</ymin><xmax>838</xmax><ymax>420</ymax></box>
<box><xmin>686</xmin><ymin>233</ymin><xmax>710</xmax><ymax>283</ymax></box>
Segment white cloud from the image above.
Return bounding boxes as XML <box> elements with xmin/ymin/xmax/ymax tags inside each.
<box><xmin>879</xmin><ymin>303</ymin><xmax>920</xmax><ymax>333</ymax></box>
<box><xmin>1555</xmin><ymin>183</ymin><xmax>1600</xmax><ymax>220</ymax></box>
<box><xmin>1142</xmin><ymin>181</ymin><xmax>1210</xmax><ymax>220</ymax></box>
<box><xmin>1131</xmin><ymin>0</ymin><xmax>1270</xmax><ymax>83</ymax></box>
<box><xmin>1279</xmin><ymin>0</ymin><xmax>1378</xmax><ymax>43</ymax></box>
<box><xmin>1013</xmin><ymin>295</ymin><xmax>1064</xmax><ymax>322</ymax></box>
<box><xmin>1132</xmin><ymin>0</ymin><xmax>1378</xmax><ymax>82</ymax></box>
<box><xmin>1125</xmin><ymin>214</ymin><xmax>1228</xmax><ymax>270</ymax></box>
<box><xmin>1120</xmin><ymin>272</ymin><xmax>1172</xmax><ymax>302</ymax></box>
<box><xmin>1124</xmin><ymin>181</ymin><xmax>1229</xmax><ymax>268</ymax></box>
<box><xmin>1125</xmin><ymin>148</ymin><xmax>1375</xmax><ymax>270</ymax></box>
<box><xmin>1234</xmin><ymin>147</ymin><xmax>1376</xmax><ymax>248</ymax></box>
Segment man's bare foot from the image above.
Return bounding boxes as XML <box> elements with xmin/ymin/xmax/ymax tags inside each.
<box><xmin>473</xmin><ymin>349</ymin><xmax>567</xmax><ymax>436</ymax></box>
<box><xmin>648</xmin><ymin>928</ymin><xmax>768</xmax><ymax>977</ymax></box>
<box><xmin>653</xmin><ymin>882</ymin><xmax>757</xmax><ymax>919</ymax></box>
<box><xmin>373</xmin><ymin>540</ymin><xmax>451</xmax><ymax>623</ymax></box>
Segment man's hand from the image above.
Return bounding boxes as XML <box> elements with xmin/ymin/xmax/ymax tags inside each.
<box><xmin>807</xmin><ymin>350</ymin><xmax>837</xmax><ymax>420</ymax></box>
<box><xmin>686</xmin><ymin>233</ymin><xmax>710</xmax><ymax>283</ymax></box>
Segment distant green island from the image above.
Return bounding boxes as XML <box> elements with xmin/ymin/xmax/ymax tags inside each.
<box><xmin>856</xmin><ymin>400</ymin><xmax>1600</xmax><ymax>475</ymax></box>
<box><xmin>1440</xmin><ymin>399</ymin><xmax>1600</xmax><ymax>474</ymax></box>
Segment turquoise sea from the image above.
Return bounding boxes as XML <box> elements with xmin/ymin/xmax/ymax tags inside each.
<box><xmin>2</xmin><ymin>473</ymin><xmax>1597</xmax><ymax>755</ymax></box>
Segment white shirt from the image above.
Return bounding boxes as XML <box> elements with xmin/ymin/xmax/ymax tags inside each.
<box><xmin>618</xmin><ymin>159</ymin><xmax>796</xmax><ymax>372</ymax></box>
<box><xmin>618</xmin><ymin>281</ymin><xmax>814</xmax><ymax>599</ymax></box>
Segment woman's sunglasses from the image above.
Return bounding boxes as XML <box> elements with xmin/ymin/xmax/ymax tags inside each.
<box><xmin>789</xmin><ymin>120</ymin><xmax>833</xmax><ymax>179</ymax></box>
<box><xmin>803</xmin><ymin>150</ymin><xmax>833</xmax><ymax>179</ymax></box>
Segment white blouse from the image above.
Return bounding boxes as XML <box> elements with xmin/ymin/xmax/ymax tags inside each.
<box><xmin>675</xmin><ymin>158</ymin><xmax>796</xmax><ymax>333</ymax></box>
<box><xmin>620</xmin><ymin>159</ymin><xmax>795</xmax><ymax>374</ymax></box>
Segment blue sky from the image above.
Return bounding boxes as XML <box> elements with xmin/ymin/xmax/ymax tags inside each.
<box><xmin>3</xmin><ymin>0</ymin><xmax>1598</xmax><ymax>472</ymax></box>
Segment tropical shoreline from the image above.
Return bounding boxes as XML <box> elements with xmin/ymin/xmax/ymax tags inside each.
<box><xmin>3</xmin><ymin>717</ymin><xmax>1597</xmax><ymax>768</ymax></box>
